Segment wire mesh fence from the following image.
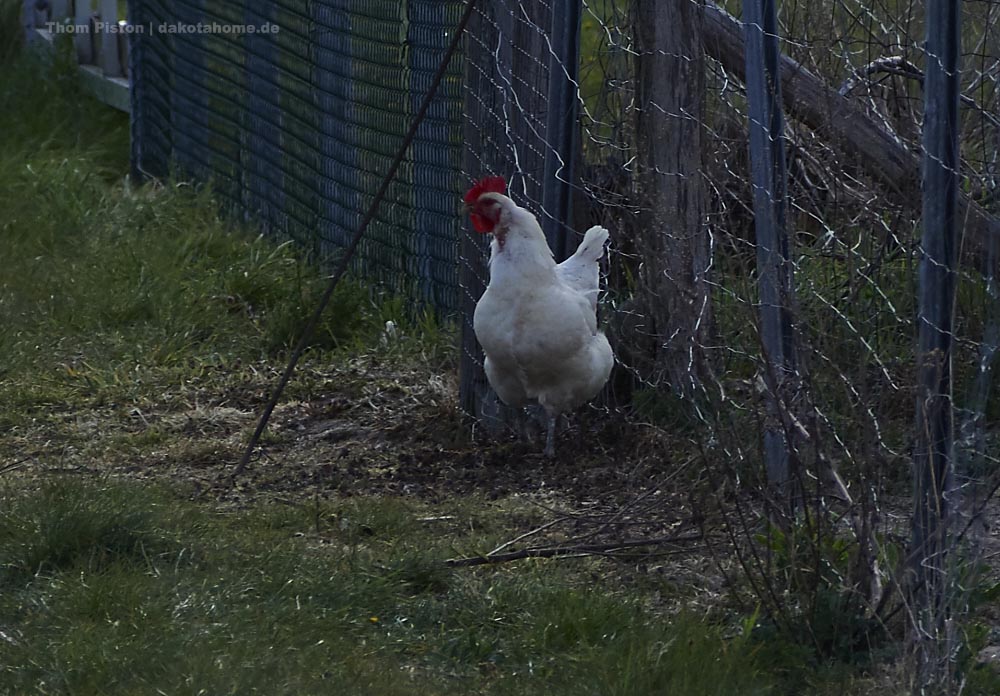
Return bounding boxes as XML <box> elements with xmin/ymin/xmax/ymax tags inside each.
<box><xmin>455</xmin><ymin>0</ymin><xmax>998</xmax><ymax>681</ymax></box>
<box><xmin>124</xmin><ymin>0</ymin><xmax>1000</xmax><ymax>506</ymax></box>
<box><xmin>128</xmin><ymin>0</ymin><xmax>466</xmax><ymax>312</ymax></box>
<box><xmin>454</xmin><ymin>0</ymin><xmax>998</xmax><ymax>480</ymax></box>
<box><xmin>125</xmin><ymin>0</ymin><xmax>999</xmax><ymax>681</ymax></box>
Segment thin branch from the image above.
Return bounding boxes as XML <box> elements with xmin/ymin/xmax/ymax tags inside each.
<box><xmin>838</xmin><ymin>55</ymin><xmax>1000</xmax><ymax>130</ymax></box>
<box><xmin>838</xmin><ymin>56</ymin><xmax>923</xmax><ymax>97</ymax></box>
<box><xmin>486</xmin><ymin>517</ymin><xmax>568</xmax><ymax>557</ymax></box>
<box><xmin>445</xmin><ymin>531</ymin><xmax>704</xmax><ymax>568</ymax></box>
<box><xmin>0</xmin><ymin>456</ymin><xmax>33</xmax><ymax>476</ymax></box>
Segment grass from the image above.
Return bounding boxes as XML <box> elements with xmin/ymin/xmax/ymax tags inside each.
<box><xmin>0</xmin><ymin>45</ymin><xmax>451</xmax><ymax>434</ymax></box>
<box><xmin>3</xmin><ymin>22</ymin><xmax>996</xmax><ymax>696</ymax></box>
<box><xmin>0</xmin><ymin>479</ymin><xmax>776</xmax><ymax>695</ymax></box>
<box><xmin>0</xmin><ymin>40</ymin><xmax>776</xmax><ymax>696</ymax></box>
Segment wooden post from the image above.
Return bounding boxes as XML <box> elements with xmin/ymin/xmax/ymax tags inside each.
<box><xmin>119</xmin><ymin>19</ymin><xmax>128</xmax><ymax>77</ymax></box>
<box><xmin>50</xmin><ymin>0</ymin><xmax>69</xmax><ymax>22</ymax></box>
<box><xmin>98</xmin><ymin>0</ymin><xmax>122</xmax><ymax>76</ymax></box>
<box><xmin>22</xmin><ymin>0</ymin><xmax>37</xmax><ymax>39</ymax></box>
<box><xmin>73</xmin><ymin>0</ymin><xmax>92</xmax><ymax>63</ymax></box>
<box><xmin>633</xmin><ymin>0</ymin><xmax>710</xmax><ymax>396</ymax></box>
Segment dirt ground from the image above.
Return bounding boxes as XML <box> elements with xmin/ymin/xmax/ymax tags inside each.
<box><xmin>8</xmin><ymin>350</ymin><xmax>1000</xmax><ymax>638</ymax></box>
<box><xmin>104</xmin><ymin>357</ymin><xmax>690</xmax><ymax>508</ymax></box>
<box><xmin>2</xmin><ymin>351</ymin><xmax>727</xmax><ymax>602</ymax></box>
<box><xmin>2</xmin><ymin>352</ymin><xmax>697</xmax><ymax>520</ymax></box>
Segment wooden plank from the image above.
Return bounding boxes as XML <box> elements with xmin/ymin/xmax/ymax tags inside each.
<box><xmin>50</xmin><ymin>0</ymin><xmax>70</xmax><ymax>22</ymax></box>
<box><xmin>98</xmin><ymin>0</ymin><xmax>122</xmax><ymax>76</ymax></box>
<box><xmin>30</xmin><ymin>28</ymin><xmax>56</xmax><ymax>47</ymax></box>
<box><xmin>29</xmin><ymin>26</ymin><xmax>131</xmax><ymax>113</ymax></box>
<box><xmin>78</xmin><ymin>65</ymin><xmax>131</xmax><ymax>112</ymax></box>
<box><xmin>23</xmin><ymin>0</ymin><xmax>37</xmax><ymax>36</ymax></box>
<box><xmin>73</xmin><ymin>0</ymin><xmax>92</xmax><ymax>63</ymax></box>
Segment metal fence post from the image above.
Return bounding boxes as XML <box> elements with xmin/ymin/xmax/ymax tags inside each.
<box><xmin>910</xmin><ymin>0</ymin><xmax>960</xmax><ymax>679</ymax></box>
<box><xmin>743</xmin><ymin>0</ymin><xmax>797</xmax><ymax>502</ymax></box>
<box><xmin>541</xmin><ymin>0</ymin><xmax>581</xmax><ymax>261</ymax></box>
<box><xmin>126</xmin><ymin>0</ymin><xmax>145</xmax><ymax>182</ymax></box>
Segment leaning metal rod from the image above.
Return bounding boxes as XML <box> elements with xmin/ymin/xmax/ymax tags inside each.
<box><xmin>232</xmin><ymin>0</ymin><xmax>479</xmax><ymax>480</ymax></box>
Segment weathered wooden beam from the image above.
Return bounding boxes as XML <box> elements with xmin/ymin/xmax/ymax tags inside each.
<box><xmin>23</xmin><ymin>11</ymin><xmax>131</xmax><ymax>113</ymax></box>
<box><xmin>73</xmin><ymin>0</ymin><xmax>92</xmax><ymax>63</ymax></box>
<box><xmin>702</xmin><ymin>1</ymin><xmax>1000</xmax><ymax>270</ymax></box>
<box><xmin>98</xmin><ymin>0</ymin><xmax>122</xmax><ymax>77</ymax></box>
<box><xmin>50</xmin><ymin>0</ymin><xmax>70</xmax><ymax>22</ymax></box>
<box><xmin>78</xmin><ymin>65</ymin><xmax>130</xmax><ymax>112</ymax></box>
<box><xmin>23</xmin><ymin>0</ymin><xmax>38</xmax><ymax>37</ymax></box>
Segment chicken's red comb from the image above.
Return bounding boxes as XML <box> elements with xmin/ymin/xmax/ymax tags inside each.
<box><xmin>463</xmin><ymin>176</ymin><xmax>507</xmax><ymax>204</ymax></box>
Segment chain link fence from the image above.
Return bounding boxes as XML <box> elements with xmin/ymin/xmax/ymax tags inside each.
<box><xmin>126</xmin><ymin>0</ymin><xmax>1000</xmax><ymax>504</ymax></box>
<box><xmin>458</xmin><ymin>0</ymin><xmax>999</xmax><ymax>474</ymax></box>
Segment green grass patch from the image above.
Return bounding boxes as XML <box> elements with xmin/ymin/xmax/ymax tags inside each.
<box><xmin>0</xmin><ymin>30</ymin><xmax>945</xmax><ymax>696</ymax></box>
<box><xmin>0</xmin><ymin>45</ymin><xmax>452</xmax><ymax>432</ymax></box>
<box><xmin>0</xmin><ymin>479</ymin><xmax>775</xmax><ymax>695</ymax></box>
<box><xmin>0</xmin><ymin>46</ymin><xmax>777</xmax><ymax>694</ymax></box>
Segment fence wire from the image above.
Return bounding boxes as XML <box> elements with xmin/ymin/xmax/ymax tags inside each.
<box><xmin>127</xmin><ymin>0</ymin><xmax>1000</xmax><ymax>491</ymax></box>
<box><xmin>456</xmin><ymin>1</ymin><xmax>1000</xmax><ymax>657</ymax></box>
<box><xmin>127</xmin><ymin>0</ymin><xmax>999</xmax><ymax>676</ymax></box>
<box><xmin>456</xmin><ymin>0</ymin><xmax>998</xmax><ymax>465</ymax></box>
<box><xmin>128</xmin><ymin>0</ymin><xmax>466</xmax><ymax>312</ymax></box>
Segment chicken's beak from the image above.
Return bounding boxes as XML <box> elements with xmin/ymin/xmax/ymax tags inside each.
<box><xmin>460</xmin><ymin>200</ymin><xmax>473</xmax><ymax>215</ymax></box>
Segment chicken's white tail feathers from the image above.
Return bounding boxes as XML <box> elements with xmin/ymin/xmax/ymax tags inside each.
<box><xmin>555</xmin><ymin>225</ymin><xmax>610</xmax><ymax>314</ymax></box>
<box><xmin>570</xmin><ymin>225</ymin><xmax>609</xmax><ymax>264</ymax></box>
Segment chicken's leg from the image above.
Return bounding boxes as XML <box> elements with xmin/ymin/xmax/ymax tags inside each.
<box><xmin>543</xmin><ymin>411</ymin><xmax>557</xmax><ymax>458</ymax></box>
<box><xmin>513</xmin><ymin>406</ymin><xmax>542</xmax><ymax>444</ymax></box>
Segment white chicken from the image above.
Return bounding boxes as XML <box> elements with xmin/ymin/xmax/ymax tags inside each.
<box><xmin>464</xmin><ymin>176</ymin><xmax>614</xmax><ymax>457</ymax></box>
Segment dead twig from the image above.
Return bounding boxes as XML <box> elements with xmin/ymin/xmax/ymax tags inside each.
<box><xmin>0</xmin><ymin>456</ymin><xmax>33</xmax><ymax>476</ymax></box>
<box><xmin>444</xmin><ymin>531</ymin><xmax>703</xmax><ymax>568</ymax></box>
<box><xmin>486</xmin><ymin>517</ymin><xmax>568</xmax><ymax>557</ymax></box>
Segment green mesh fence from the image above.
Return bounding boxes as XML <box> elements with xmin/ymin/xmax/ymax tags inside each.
<box><xmin>128</xmin><ymin>0</ymin><xmax>466</xmax><ymax>313</ymax></box>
